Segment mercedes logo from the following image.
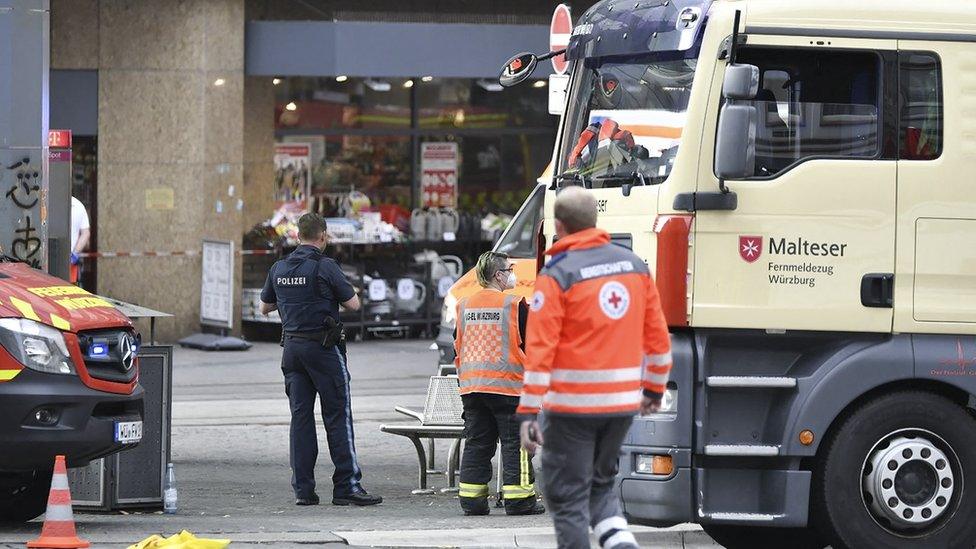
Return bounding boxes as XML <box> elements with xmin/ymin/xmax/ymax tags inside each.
<box><xmin>118</xmin><ymin>333</ymin><xmax>136</xmax><ymax>372</ymax></box>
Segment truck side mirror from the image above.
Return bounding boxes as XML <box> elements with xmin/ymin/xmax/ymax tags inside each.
<box><xmin>548</xmin><ymin>74</ymin><xmax>569</xmax><ymax>115</ymax></box>
<box><xmin>500</xmin><ymin>53</ymin><xmax>539</xmax><ymax>88</ymax></box>
<box><xmin>722</xmin><ymin>63</ymin><xmax>759</xmax><ymax>100</ymax></box>
<box><xmin>715</xmin><ymin>103</ymin><xmax>757</xmax><ymax>180</ymax></box>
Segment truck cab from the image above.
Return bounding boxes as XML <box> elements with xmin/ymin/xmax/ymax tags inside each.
<box><xmin>0</xmin><ymin>260</ymin><xmax>144</xmax><ymax>522</ymax></box>
<box><xmin>505</xmin><ymin>0</ymin><xmax>976</xmax><ymax>547</ymax></box>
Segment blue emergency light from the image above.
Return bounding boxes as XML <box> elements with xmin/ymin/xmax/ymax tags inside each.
<box><xmin>89</xmin><ymin>343</ymin><xmax>109</xmax><ymax>357</ymax></box>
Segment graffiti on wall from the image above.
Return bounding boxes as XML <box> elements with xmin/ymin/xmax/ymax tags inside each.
<box><xmin>4</xmin><ymin>157</ymin><xmax>42</xmax><ymax>268</ymax></box>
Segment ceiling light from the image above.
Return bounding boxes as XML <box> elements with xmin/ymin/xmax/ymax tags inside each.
<box><xmin>272</xmin><ymin>78</ymin><xmax>282</xmax><ymax>86</ymax></box>
<box><xmin>421</xmin><ymin>76</ymin><xmax>433</xmax><ymax>82</ymax></box>
<box><xmin>533</xmin><ymin>79</ymin><xmax>547</xmax><ymax>88</ymax></box>
<box><xmin>285</xmin><ymin>102</ymin><xmax>297</xmax><ymax>111</ymax></box>
<box><xmin>403</xmin><ymin>79</ymin><xmax>414</xmax><ymax>89</ymax></box>
<box><xmin>477</xmin><ymin>79</ymin><xmax>504</xmax><ymax>92</ymax></box>
<box><xmin>213</xmin><ymin>78</ymin><xmax>226</xmax><ymax>86</ymax></box>
<box><xmin>364</xmin><ymin>79</ymin><xmax>391</xmax><ymax>92</ymax></box>
<box><xmin>335</xmin><ymin>75</ymin><xmax>349</xmax><ymax>82</ymax></box>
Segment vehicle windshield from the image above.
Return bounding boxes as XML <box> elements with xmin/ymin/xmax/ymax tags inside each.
<box><xmin>494</xmin><ymin>184</ymin><xmax>544</xmax><ymax>258</ymax></box>
<box><xmin>559</xmin><ymin>56</ymin><xmax>697</xmax><ymax>187</ymax></box>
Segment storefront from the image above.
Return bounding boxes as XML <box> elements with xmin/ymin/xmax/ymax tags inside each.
<box><xmin>239</xmin><ymin>20</ymin><xmax>558</xmax><ymax>339</ymax></box>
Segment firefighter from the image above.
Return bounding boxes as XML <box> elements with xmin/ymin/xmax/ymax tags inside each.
<box><xmin>259</xmin><ymin>213</ymin><xmax>382</xmax><ymax>507</ymax></box>
<box><xmin>455</xmin><ymin>251</ymin><xmax>545</xmax><ymax>516</ymax></box>
<box><xmin>518</xmin><ymin>187</ymin><xmax>672</xmax><ymax>549</ymax></box>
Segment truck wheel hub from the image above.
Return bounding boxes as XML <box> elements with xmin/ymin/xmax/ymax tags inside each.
<box><xmin>863</xmin><ymin>433</ymin><xmax>956</xmax><ymax>531</ymax></box>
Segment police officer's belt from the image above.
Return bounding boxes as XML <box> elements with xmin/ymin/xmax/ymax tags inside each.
<box><xmin>283</xmin><ymin>330</ymin><xmax>327</xmax><ymax>341</ymax></box>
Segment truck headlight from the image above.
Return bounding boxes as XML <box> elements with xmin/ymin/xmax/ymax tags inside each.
<box><xmin>0</xmin><ymin>318</ymin><xmax>74</xmax><ymax>375</ymax></box>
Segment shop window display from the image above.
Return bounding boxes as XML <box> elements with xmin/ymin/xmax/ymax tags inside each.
<box><xmin>245</xmin><ymin>75</ymin><xmax>555</xmax><ymax>341</ymax></box>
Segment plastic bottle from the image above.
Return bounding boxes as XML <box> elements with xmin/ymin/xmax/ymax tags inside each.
<box><xmin>163</xmin><ymin>462</ymin><xmax>178</xmax><ymax>514</ymax></box>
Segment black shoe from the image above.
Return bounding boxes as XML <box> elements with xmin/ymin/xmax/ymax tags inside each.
<box><xmin>333</xmin><ymin>489</ymin><xmax>383</xmax><ymax>506</ymax></box>
<box><xmin>461</xmin><ymin>503</ymin><xmax>490</xmax><ymax>516</ymax></box>
<box><xmin>295</xmin><ymin>493</ymin><xmax>320</xmax><ymax>506</ymax></box>
<box><xmin>506</xmin><ymin>501</ymin><xmax>546</xmax><ymax>516</ymax></box>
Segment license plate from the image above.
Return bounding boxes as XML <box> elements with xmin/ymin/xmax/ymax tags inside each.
<box><xmin>115</xmin><ymin>421</ymin><xmax>143</xmax><ymax>444</ymax></box>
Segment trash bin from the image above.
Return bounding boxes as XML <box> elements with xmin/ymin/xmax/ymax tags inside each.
<box><xmin>69</xmin><ymin>344</ymin><xmax>173</xmax><ymax>510</ymax></box>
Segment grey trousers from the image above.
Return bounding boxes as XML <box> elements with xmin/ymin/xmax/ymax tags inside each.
<box><xmin>540</xmin><ymin>415</ymin><xmax>639</xmax><ymax>549</ymax></box>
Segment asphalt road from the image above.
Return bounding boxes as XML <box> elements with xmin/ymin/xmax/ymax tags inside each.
<box><xmin>0</xmin><ymin>339</ymin><xmax>718</xmax><ymax>548</ymax></box>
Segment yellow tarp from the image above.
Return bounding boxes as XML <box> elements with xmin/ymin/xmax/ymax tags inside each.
<box><xmin>128</xmin><ymin>530</ymin><xmax>231</xmax><ymax>549</ymax></box>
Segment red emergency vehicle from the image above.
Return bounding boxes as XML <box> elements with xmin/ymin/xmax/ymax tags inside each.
<box><xmin>0</xmin><ymin>259</ymin><xmax>144</xmax><ymax>522</ymax></box>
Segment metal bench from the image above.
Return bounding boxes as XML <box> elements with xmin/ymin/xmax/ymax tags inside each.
<box><xmin>381</xmin><ymin>376</ymin><xmax>464</xmax><ymax>494</ymax></box>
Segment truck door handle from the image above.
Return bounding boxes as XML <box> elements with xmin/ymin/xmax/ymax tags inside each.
<box><xmin>861</xmin><ymin>273</ymin><xmax>894</xmax><ymax>308</ymax></box>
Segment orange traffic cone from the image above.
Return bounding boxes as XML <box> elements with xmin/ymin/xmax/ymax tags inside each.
<box><xmin>26</xmin><ymin>455</ymin><xmax>90</xmax><ymax>549</ymax></box>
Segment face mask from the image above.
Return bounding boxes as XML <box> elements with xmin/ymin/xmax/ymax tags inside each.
<box><xmin>506</xmin><ymin>271</ymin><xmax>517</xmax><ymax>289</ymax></box>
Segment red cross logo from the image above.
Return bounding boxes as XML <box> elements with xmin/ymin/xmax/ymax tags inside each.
<box><xmin>599</xmin><ymin>281</ymin><xmax>629</xmax><ymax>320</ymax></box>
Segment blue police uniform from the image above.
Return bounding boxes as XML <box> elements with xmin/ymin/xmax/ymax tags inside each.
<box><xmin>261</xmin><ymin>244</ymin><xmax>364</xmax><ymax>500</ymax></box>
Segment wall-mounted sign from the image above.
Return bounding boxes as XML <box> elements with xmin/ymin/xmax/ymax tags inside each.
<box><xmin>420</xmin><ymin>142</ymin><xmax>458</xmax><ymax>208</ymax></box>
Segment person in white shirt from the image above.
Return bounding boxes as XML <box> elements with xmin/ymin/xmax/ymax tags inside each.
<box><xmin>70</xmin><ymin>196</ymin><xmax>90</xmax><ymax>283</ymax></box>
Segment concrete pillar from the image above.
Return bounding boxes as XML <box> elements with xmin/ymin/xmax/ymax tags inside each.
<box><xmin>96</xmin><ymin>0</ymin><xmax>245</xmax><ymax>341</ymax></box>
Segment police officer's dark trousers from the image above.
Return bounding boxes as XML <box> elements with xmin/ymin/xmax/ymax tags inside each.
<box><xmin>281</xmin><ymin>337</ymin><xmax>363</xmax><ymax>499</ymax></box>
<box><xmin>459</xmin><ymin>393</ymin><xmax>537</xmax><ymax>514</ymax></box>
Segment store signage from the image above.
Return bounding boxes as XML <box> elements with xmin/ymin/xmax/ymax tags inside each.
<box><xmin>421</xmin><ymin>142</ymin><xmax>458</xmax><ymax>208</ymax></box>
<box><xmin>48</xmin><ymin>129</ymin><xmax>72</xmax><ymax>148</ymax></box>
<box><xmin>550</xmin><ymin>4</ymin><xmax>572</xmax><ymax>75</ymax></box>
<box><xmin>274</xmin><ymin>143</ymin><xmax>311</xmax><ymax>209</ymax></box>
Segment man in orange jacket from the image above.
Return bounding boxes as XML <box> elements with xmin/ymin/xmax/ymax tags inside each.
<box><xmin>518</xmin><ymin>186</ymin><xmax>672</xmax><ymax>549</ymax></box>
<box><xmin>455</xmin><ymin>251</ymin><xmax>544</xmax><ymax>516</ymax></box>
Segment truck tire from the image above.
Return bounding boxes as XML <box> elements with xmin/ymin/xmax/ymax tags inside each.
<box><xmin>813</xmin><ymin>391</ymin><xmax>976</xmax><ymax>548</ymax></box>
<box><xmin>0</xmin><ymin>469</ymin><xmax>52</xmax><ymax>523</ymax></box>
<box><xmin>702</xmin><ymin>525</ymin><xmax>825</xmax><ymax>549</ymax></box>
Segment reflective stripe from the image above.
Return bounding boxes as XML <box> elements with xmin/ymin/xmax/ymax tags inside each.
<box><xmin>519</xmin><ymin>393</ymin><xmax>544</xmax><ymax>408</ymax></box>
<box><xmin>645</xmin><ymin>351</ymin><xmax>672</xmax><ymax>367</ymax></box>
<box><xmin>644</xmin><ymin>371</ymin><xmax>669</xmax><ymax>386</ymax></box>
<box><xmin>334</xmin><ymin>348</ymin><xmax>362</xmax><ymax>490</ymax></box>
<box><xmin>9</xmin><ymin>296</ymin><xmax>40</xmax><ymax>322</ymax></box>
<box><xmin>43</xmin><ymin>504</ymin><xmax>75</xmax><ymax>522</ymax></box>
<box><xmin>544</xmin><ymin>390</ymin><xmax>641</xmax><ymax>408</ymax></box>
<box><xmin>49</xmin><ymin>314</ymin><xmax>71</xmax><ymax>331</ymax></box>
<box><xmin>603</xmin><ymin>530</ymin><xmax>637</xmax><ymax>549</ymax></box>
<box><xmin>552</xmin><ymin>366</ymin><xmax>641</xmax><ymax>383</ymax></box>
<box><xmin>594</xmin><ymin>516</ymin><xmax>628</xmax><ymax>539</ymax></box>
<box><xmin>460</xmin><ymin>377</ymin><xmax>522</xmax><ymax>391</ymax></box>
<box><xmin>520</xmin><ymin>447</ymin><xmax>529</xmax><ymax>490</ymax></box>
<box><xmin>49</xmin><ymin>474</ymin><xmax>70</xmax><ymax>490</ymax></box>
<box><xmin>523</xmin><ymin>371</ymin><xmax>551</xmax><ymax>386</ymax></box>
<box><xmin>502</xmin><ymin>485</ymin><xmax>536</xmax><ymax>499</ymax></box>
<box><xmin>0</xmin><ymin>369</ymin><xmax>20</xmax><ymax>382</ymax></box>
<box><xmin>459</xmin><ymin>482</ymin><xmax>489</xmax><ymax>498</ymax></box>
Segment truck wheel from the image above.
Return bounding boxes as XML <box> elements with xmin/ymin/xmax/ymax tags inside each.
<box><xmin>0</xmin><ymin>469</ymin><xmax>52</xmax><ymax>523</ymax></box>
<box><xmin>702</xmin><ymin>525</ymin><xmax>825</xmax><ymax>549</ymax></box>
<box><xmin>814</xmin><ymin>391</ymin><xmax>976</xmax><ymax>548</ymax></box>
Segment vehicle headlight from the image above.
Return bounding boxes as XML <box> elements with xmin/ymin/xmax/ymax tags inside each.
<box><xmin>441</xmin><ymin>292</ymin><xmax>458</xmax><ymax>329</ymax></box>
<box><xmin>0</xmin><ymin>318</ymin><xmax>74</xmax><ymax>375</ymax></box>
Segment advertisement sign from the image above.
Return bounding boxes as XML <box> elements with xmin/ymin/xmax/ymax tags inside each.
<box><xmin>200</xmin><ymin>239</ymin><xmax>234</xmax><ymax>329</ymax></box>
<box><xmin>420</xmin><ymin>142</ymin><xmax>458</xmax><ymax>208</ymax></box>
<box><xmin>274</xmin><ymin>143</ymin><xmax>311</xmax><ymax>209</ymax></box>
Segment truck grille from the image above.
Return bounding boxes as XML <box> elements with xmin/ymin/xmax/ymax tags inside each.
<box><xmin>76</xmin><ymin>329</ymin><xmax>140</xmax><ymax>384</ymax></box>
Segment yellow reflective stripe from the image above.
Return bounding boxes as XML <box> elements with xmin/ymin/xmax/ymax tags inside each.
<box><xmin>502</xmin><ymin>484</ymin><xmax>536</xmax><ymax>499</ymax></box>
<box><xmin>458</xmin><ymin>482</ymin><xmax>489</xmax><ymax>498</ymax></box>
<box><xmin>0</xmin><ymin>369</ymin><xmax>21</xmax><ymax>382</ymax></box>
<box><xmin>521</xmin><ymin>447</ymin><xmax>529</xmax><ymax>489</ymax></box>
<box><xmin>9</xmin><ymin>296</ymin><xmax>40</xmax><ymax>322</ymax></box>
<box><xmin>49</xmin><ymin>314</ymin><xmax>71</xmax><ymax>331</ymax></box>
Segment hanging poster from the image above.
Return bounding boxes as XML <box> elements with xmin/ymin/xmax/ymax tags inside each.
<box><xmin>420</xmin><ymin>142</ymin><xmax>458</xmax><ymax>208</ymax></box>
<box><xmin>274</xmin><ymin>143</ymin><xmax>311</xmax><ymax>209</ymax></box>
<box><xmin>200</xmin><ymin>239</ymin><xmax>234</xmax><ymax>329</ymax></box>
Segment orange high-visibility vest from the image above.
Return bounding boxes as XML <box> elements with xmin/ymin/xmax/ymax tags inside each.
<box><xmin>517</xmin><ymin>228</ymin><xmax>672</xmax><ymax>416</ymax></box>
<box><xmin>454</xmin><ymin>289</ymin><xmax>526</xmax><ymax>397</ymax></box>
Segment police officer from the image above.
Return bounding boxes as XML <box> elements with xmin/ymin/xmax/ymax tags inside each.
<box><xmin>454</xmin><ymin>251</ymin><xmax>545</xmax><ymax>516</ymax></box>
<box><xmin>518</xmin><ymin>187</ymin><xmax>672</xmax><ymax>549</ymax></box>
<box><xmin>260</xmin><ymin>213</ymin><xmax>382</xmax><ymax>507</ymax></box>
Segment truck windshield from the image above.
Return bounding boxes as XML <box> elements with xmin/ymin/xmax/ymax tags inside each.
<box><xmin>560</xmin><ymin>56</ymin><xmax>697</xmax><ymax>186</ymax></box>
<box><xmin>494</xmin><ymin>185</ymin><xmax>544</xmax><ymax>258</ymax></box>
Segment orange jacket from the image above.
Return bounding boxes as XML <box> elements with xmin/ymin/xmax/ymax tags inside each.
<box><xmin>517</xmin><ymin>228</ymin><xmax>672</xmax><ymax>416</ymax></box>
<box><xmin>455</xmin><ymin>289</ymin><xmax>527</xmax><ymax>397</ymax></box>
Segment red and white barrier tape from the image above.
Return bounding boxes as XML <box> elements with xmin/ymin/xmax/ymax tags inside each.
<box><xmin>77</xmin><ymin>249</ymin><xmax>277</xmax><ymax>258</ymax></box>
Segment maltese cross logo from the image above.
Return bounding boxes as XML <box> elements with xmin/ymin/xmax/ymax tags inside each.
<box><xmin>739</xmin><ymin>236</ymin><xmax>763</xmax><ymax>263</ymax></box>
